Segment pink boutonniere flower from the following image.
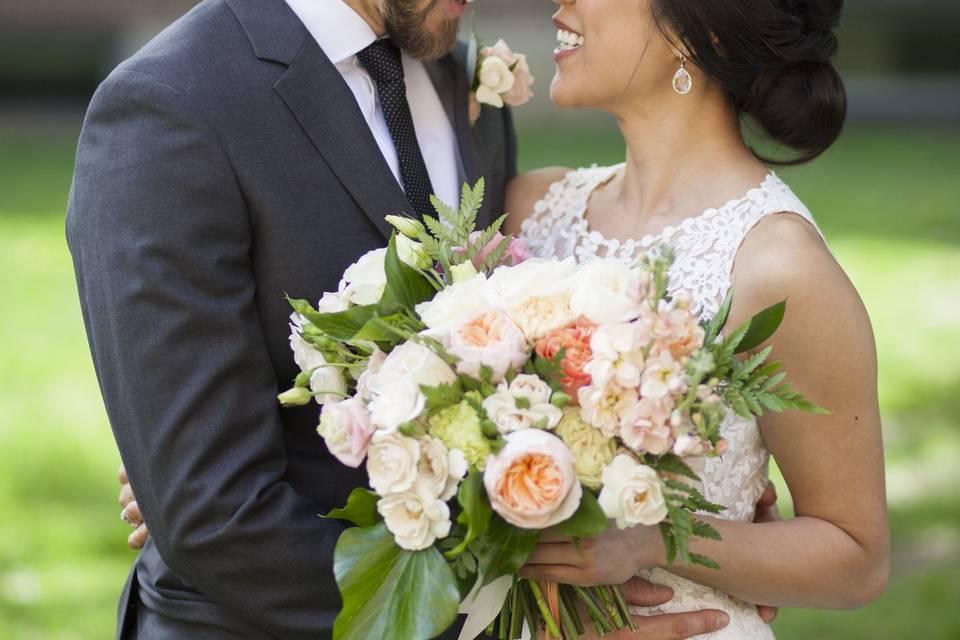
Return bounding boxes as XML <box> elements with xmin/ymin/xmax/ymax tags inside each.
<box><xmin>469</xmin><ymin>38</ymin><xmax>535</xmax><ymax>125</ymax></box>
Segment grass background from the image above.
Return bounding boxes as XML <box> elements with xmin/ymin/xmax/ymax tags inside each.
<box><xmin>1</xmin><ymin>120</ymin><xmax>958</xmax><ymax>639</ymax></box>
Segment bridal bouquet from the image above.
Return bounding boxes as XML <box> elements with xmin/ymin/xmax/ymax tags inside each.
<box><xmin>280</xmin><ymin>181</ymin><xmax>822</xmax><ymax>640</ymax></box>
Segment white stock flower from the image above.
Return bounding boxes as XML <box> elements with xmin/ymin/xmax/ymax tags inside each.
<box><xmin>569</xmin><ymin>259</ymin><xmax>643</xmax><ymax>325</ymax></box>
<box><xmin>585</xmin><ymin>323</ymin><xmax>646</xmax><ymax>389</ymax></box>
<box><xmin>341</xmin><ymin>248</ymin><xmax>387</xmax><ymax>306</ymax></box>
<box><xmin>483</xmin><ymin>375</ymin><xmax>562</xmax><ymax>434</ymax></box>
<box><xmin>378</xmin><ymin>486</ymin><xmax>452</xmax><ymax>551</ymax></box>
<box><xmin>598</xmin><ymin>455</ymin><xmax>668</xmax><ymax>528</ymax></box>
<box><xmin>476</xmin><ymin>56</ymin><xmax>515</xmax><ymax>108</ymax></box>
<box><xmin>416</xmin><ymin>437</ymin><xmax>468</xmax><ymax>501</ymax></box>
<box><xmin>367</xmin><ymin>432</ymin><xmax>420</xmax><ymax>496</ymax></box>
<box><xmin>578</xmin><ymin>383</ymin><xmax>639</xmax><ymax>438</ymax></box>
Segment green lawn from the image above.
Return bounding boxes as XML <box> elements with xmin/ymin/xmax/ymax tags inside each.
<box><xmin>1</xmin><ymin>121</ymin><xmax>958</xmax><ymax>639</ymax></box>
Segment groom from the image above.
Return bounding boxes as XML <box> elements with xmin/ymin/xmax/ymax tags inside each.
<box><xmin>69</xmin><ymin>0</ymin><xmax>744</xmax><ymax>638</ymax></box>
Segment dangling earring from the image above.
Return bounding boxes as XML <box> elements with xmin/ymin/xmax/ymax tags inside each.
<box><xmin>673</xmin><ymin>56</ymin><xmax>693</xmax><ymax>95</ymax></box>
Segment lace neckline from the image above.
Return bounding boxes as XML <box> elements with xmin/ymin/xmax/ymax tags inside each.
<box><xmin>574</xmin><ymin>163</ymin><xmax>780</xmax><ymax>251</ymax></box>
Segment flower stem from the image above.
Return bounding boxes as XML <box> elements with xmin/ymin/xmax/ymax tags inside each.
<box><xmin>572</xmin><ymin>586</ymin><xmax>613</xmax><ymax>634</ymax></box>
<box><xmin>529</xmin><ymin>580</ymin><xmax>562</xmax><ymax>638</ymax></box>
<box><xmin>597</xmin><ymin>585</ymin><xmax>624</xmax><ymax>628</ymax></box>
<box><xmin>611</xmin><ymin>585</ymin><xmax>638</xmax><ymax>632</ymax></box>
<box><xmin>509</xmin><ymin>581</ymin><xmax>523</xmax><ymax>639</ymax></box>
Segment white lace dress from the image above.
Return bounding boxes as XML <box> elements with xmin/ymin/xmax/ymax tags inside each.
<box><xmin>520</xmin><ymin>164</ymin><xmax>826</xmax><ymax>639</ymax></box>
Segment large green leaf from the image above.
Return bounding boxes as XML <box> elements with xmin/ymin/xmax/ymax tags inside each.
<box><xmin>444</xmin><ymin>470</ymin><xmax>492</xmax><ymax>558</ymax></box>
<box><xmin>324</xmin><ymin>488</ymin><xmax>382</xmax><ymax>528</ymax></box>
<box><xmin>333</xmin><ymin>524</ymin><xmax>460</xmax><ymax>640</ymax></box>
<box><xmin>552</xmin><ymin>490</ymin><xmax>610</xmax><ymax>539</ymax></box>
<box><xmin>473</xmin><ymin>515</ymin><xmax>540</xmax><ymax>587</ymax></box>
<box><xmin>288</xmin><ymin>297</ymin><xmax>379</xmax><ymax>342</ymax></box>
<box><xmin>380</xmin><ymin>234</ymin><xmax>436</xmax><ymax>312</ymax></box>
<box><xmin>735</xmin><ymin>300</ymin><xmax>787</xmax><ymax>354</ymax></box>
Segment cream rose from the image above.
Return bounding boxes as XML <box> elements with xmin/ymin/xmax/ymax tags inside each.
<box><xmin>309</xmin><ymin>365</ymin><xmax>347</xmax><ymax>406</ymax></box>
<box><xmin>365</xmin><ymin>342</ymin><xmax>457</xmax><ymax>430</ymax></box>
<box><xmin>317</xmin><ymin>397</ymin><xmax>375</xmax><ymax>468</ymax></box>
<box><xmin>447</xmin><ymin>311</ymin><xmax>529</xmax><ymax>383</ymax></box>
<box><xmin>488</xmin><ymin>258</ymin><xmax>579</xmax><ymax>339</ymax></box>
<box><xmin>569</xmin><ymin>259</ymin><xmax>643</xmax><ymax>325</ymax></box>
<box><xmin>481</xmin><ymin>39</ymin><xmax>535</xmax><ymax>108</ymax></box>
<box><xmin>476</xmin><ymin>56</ymin><xmax>515</xmax><ymax>108</ymax></box>
<box><xmin>483</xmin><ymin>375</ymin><xmax>562</xmax><ymax>434</ymax></box>
<box><xmin>378</xmin><ymin>486</ymin><xmax>452</xmax><ymax>551</ymax></box>
<box><xmin>483</xmin><ymin>429</ymin><xmax>582</xmax><ymax>529</ymax></box>
<box><xmin>366</xmin><ymin>432</ymin><xmax>420</xmax><ymax>496</ymax></box>
<box><xmin>415</xmin><ymin>274</ymin><xmax>504</xmax><ymax>336</ymax></box>
<box><xmin>416</xmin><ymin>437</ymin><xmax>469</xmax><ymax>501</ymax></box>
<box><xmin>598</xmin><ymin>454</ymin><xmax>668</xmax><ymax>529</ymax></box>
<box><xmin>554</xmin><ymin>408</ymin><xmax>617</xmax><ymax>490</ymax></box>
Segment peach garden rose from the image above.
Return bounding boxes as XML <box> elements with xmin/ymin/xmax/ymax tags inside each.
<box><xmin>447</xmin><ymin>310</ymin><xmax>529</xmax><ymax>383</ymax></box>
<box><xmin>483</xmin><ymin>429</ymin><xmax>582</xmax><ymax>529</ymax></box>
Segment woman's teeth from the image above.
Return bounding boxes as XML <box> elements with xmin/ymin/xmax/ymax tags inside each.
<box><xmin>556</xmin><ymin>29</ymin><xmax>585</xmax><ymax>51</ymax></box>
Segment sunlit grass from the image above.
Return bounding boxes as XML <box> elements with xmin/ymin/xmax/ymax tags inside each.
<box><xmin>1</xmin><ymin>123</ymin><xmax>958</xmax><ymax>638</ymax></box>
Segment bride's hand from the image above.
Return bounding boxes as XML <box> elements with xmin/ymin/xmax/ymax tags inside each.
<box><xmin>519</xmin><ymin>525</ymin><xmax>664</xmax><ymax>587</ymax></box>
<box><xmin>118</xmin><ymin>463</ymin><xmax>150</xmax><ymax>549</ymax></box>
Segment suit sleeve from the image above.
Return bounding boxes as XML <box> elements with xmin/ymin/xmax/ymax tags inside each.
<box><xmin>66</xmin><ymin>69</ymin><xmax>342</xmax><ymax>639</ymax></box>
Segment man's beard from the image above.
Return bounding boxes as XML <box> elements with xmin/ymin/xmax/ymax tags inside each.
<box><xmin>383</xmin><ymin>0</ymin><xmax>460</xmax><ymax>61</ymax></box>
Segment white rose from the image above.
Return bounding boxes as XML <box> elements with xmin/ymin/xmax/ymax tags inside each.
<box><xmin>309</xmin><ymin>365</ymin><xmax>347</xmax><ymax>405</ymax></box>
<box><xmin>597</xmin><ymin>454</ymin><xmax>668</xmax><ymax>529</ymax></box>
<box><xmin>355</xmin><ymin>347</ymin><xmax>387</xmax><ymax>402</ymax></box>
<box><xmin>372</xmin><ymin>341</ymin><xmax>458</xmax><ymax>391</ymax></box>
<box><xmin>288</xmin><ymin>316</ymin><xmax>327</xmax><ymax>373</ymax></box>
<box><xmin>378</xmin><ymin>486</ymin><xmax>452</xmax><ymax>551</ymax></box>
<box><xmin>415</xmin><ymin>274</ymin><xmax>504</xmax><ymax>335</ymax></box>
<box><xmin>367</xmin><ymin>432</ymin><xmax>420</xmax><ymax>496</ymax></box>
<box><xmin>476</xmin><ymin>56</ymin><xmax>515</xmax><ymax>108</ymax></box>
<box><xmin>569</xmin><ymin>259</ymin><xmax>643</xmax><ymax>325</ymax></box>
<box><xmin>483</xmin><ymin>375</ymin><xmax>562</xmax><ymax>434</ymax></box>
<box><xmin>341</xmin><ymin>248</ymin><xmax>387</xmax><ymax>306</ymax></box>
<box><xmin>416</xmin><ymin>437</ymin><xmax>469</xmax><ymax>501</ymax></box>
<box><xmin>317</xmin><ymin>291</ymin><xmax>350</xmax><ymax>314</ymax></box>
<box><xmin>367</xmin><ymin>377</ymin><xmax>426</xmax><ymax>432</ymax></box>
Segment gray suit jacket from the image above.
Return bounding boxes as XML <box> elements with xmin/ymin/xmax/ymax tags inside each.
<box><xmin>66</xmin><ymin>0</ymin><xmax>517</xmax><ymax>638</ymax></box>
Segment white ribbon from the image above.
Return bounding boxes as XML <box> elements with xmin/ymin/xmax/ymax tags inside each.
<box><xmin>458</xmin><ymin>575</ymin><xmax>531</xmax><ymax>640</ymax></box>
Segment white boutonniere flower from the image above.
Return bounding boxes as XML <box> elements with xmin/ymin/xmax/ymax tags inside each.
<box><xmin>469</xmin><ymin>37</ymin><xmax>535</xmax><ymax>125</ymax></box>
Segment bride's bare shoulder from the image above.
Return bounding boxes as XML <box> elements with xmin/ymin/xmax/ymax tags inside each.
<box><xmin>503</xmin><ymin>167</ymin><xmax>571</xmax><ymax>235</ymax></box>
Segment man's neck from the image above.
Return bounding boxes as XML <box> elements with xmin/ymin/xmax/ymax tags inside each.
<box><xmin>343</xmin><ymin>0</ymin><xmax>387</xmax><ymax>36</ymax></box>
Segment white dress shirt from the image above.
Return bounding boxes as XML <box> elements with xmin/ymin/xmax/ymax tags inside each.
<box><xmin>284</xmin><ymin>0</ymin><xmax>461</xmax><ymax>209</ymax></box>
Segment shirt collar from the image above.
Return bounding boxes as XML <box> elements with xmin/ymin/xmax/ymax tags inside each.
<box><xmin>284</xmin><ymin>0</ymin><xmax>378</xmax><ymax>65</ymax></box>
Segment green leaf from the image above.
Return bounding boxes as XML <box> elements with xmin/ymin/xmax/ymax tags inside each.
<box><xmin>692</xmin><ymin>519</ymin><xmax>722</xmax><ymax>542</ymax></box>
<box><xmin>553</xmin><ymin>491</ymin><xmax>611</xmax><ymax>539</ymax></box>
<box><xmin>288</xmin><ymin>297</ymin><xmax>379</xmax><ymax>342</ymax></box>
<box><xmin>705</xmin><ymin>290</ymin><xmax>733</xmax><ymax>345</ymax></box>
<box><xmin>422</xmin><ymin>380</ymin><xmax>465</xmax><ymax>411</ymax></box>
<box><xmin>380</xmin><ymin>234</ymin><xmax>436</xmax><ymax>312</ymax></box>
<box><xmin>473</xmin><ymin>515</ymin><xmax>541</xmax><ymax>587</ymax></box>
<box><xmin>689</xmin><ymin>553</ymin><xmax>721</xmax><ymax>570</ymax></box>
<box><xmin>324</xmin><ymin>488</ymin><xmax>382</xmax><ymax>528</ymax></box>
<box><xmin>333</xmin><ymin>524</ymin><xmax>460</xmax><ymax>640</ymax></box>
<box><xmin>653</xmin><ymin>454</ymin><xmax>699</xmax><ymax>482</ymax></box>
<box><xmin>735</xmin><ymin>300</ymin><xmax>787</xmax><ymax>354</ymax></box>
<box><xmin>445</xmin><ymin>471</ymin><xmax>493</xmax><ymax>558</ymax></box>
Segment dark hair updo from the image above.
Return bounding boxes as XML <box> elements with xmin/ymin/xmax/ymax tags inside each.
<box><xmin>653</xmin><ymin>0</ymin><xmax>847</xmax><ymax>164</ymax></box>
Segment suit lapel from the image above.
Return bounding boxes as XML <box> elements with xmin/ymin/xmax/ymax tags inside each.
<box><xmin>274</xmin><ymin>41</ymin><xmax>410</xmax><ymax>241</ymax></box>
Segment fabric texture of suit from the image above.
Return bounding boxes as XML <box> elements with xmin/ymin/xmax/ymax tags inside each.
<box><xmin>66</xmin><ymin>0</ymin><xmax>517</xmax><ymax>637</ymax></box>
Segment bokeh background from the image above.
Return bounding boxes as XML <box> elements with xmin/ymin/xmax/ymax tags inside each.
<box><xmin>1</xmin><ymin>1</ymin><xmax>958</xmax><ymax>638</ymax></box>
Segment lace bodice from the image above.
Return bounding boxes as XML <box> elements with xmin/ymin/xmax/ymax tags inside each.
<box><xmin>520</xmin><ymin>164</ymin><xmax>825</xmax><ymax>639</ymax></box>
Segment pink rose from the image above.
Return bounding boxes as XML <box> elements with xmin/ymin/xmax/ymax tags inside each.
<box><xmin>482</xmin><ymin>39</ymin><xmax>535</xmax><ymax>107</ymax></box>
<box><xmin>317</xmin><ymin>397</ymin><xmax>375</xmax><ymax>468</ymax></box>
<box><xmin>535</xmin><ymin>318</ymin><xmax>596</xmax><ymax>399</ymax></box>
<box><xmin>484</xmin><ymin>429</ymin><xmax>582</xmax><ymax>529</ymax></box>
<box><xmin>448</xmin><ymin>310</ymin><xmax>529</xmax><ymax>383</ymax></box>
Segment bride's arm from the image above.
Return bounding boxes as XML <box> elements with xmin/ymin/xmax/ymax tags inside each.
<box><xmin>522</xmin><ymin>213</ymin><xmax>890</xmax><ymax>610</ymax></box>
<box><xmin>503</xmin><ymin>167</ymin><xmax>570</xmax><ymax>236</ymax></box>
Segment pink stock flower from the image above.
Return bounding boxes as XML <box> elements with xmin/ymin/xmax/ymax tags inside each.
<box><xmin>620</xmin><ymin>397</ymin><xmax>675</xmax><ymax>455</ymax></box>
<box><xmin>647</xmin><ymin>296</ymin><xmax>706</xmax><ymax>359</ymax></box>
<box><xmin>640</xmin><ymin>351</ymin><xmax>688</xmax><ymax>401</ymax></box>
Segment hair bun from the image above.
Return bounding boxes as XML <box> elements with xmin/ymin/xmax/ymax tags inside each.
<box><xmin>745</xmin><ymin>61</ymin><xmax>847</xmax><ymax>164</ymax></box>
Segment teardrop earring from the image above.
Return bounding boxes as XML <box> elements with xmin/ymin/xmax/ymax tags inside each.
<box><xmin>672</xmin><ymin>56</ymin><xmax>693</xmax><ymax>95</ymax></box>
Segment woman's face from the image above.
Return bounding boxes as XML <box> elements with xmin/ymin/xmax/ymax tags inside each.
<box><xmin>550</xmin><ymin>0</ymin><xmax>679</xmax><ymax>113</ymax></box>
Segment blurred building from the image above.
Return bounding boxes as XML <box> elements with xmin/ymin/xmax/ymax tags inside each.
<box><xmin>1</xmin><ymin>0</ymin><xmax>957</xmax><ymax>122</ymax></box>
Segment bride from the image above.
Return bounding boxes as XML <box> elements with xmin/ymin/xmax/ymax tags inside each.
<box><xmin>509</xmin><ymin>0</ymin><xmax>889</xmax><ymax>637</ymax></box>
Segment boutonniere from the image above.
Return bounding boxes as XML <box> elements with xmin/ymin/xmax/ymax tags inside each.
<box><xmin>467</xmin><ymin>36</ymin><xmax>535</xmax><ymax>126</ymax></box>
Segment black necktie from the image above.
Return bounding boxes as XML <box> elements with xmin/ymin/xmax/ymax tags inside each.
<box><xmin>357</xmin><ymin>39</ymin><xmax>436</xmax><ymax>220</ymax></box>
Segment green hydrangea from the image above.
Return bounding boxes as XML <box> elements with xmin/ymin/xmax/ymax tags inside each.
<box><xmin>555</xmin><ymin>407</ymin><xmax>616</xmax><ymax>490</ymax></box>
<box><xmin>428</xmin><ymin>401</ymin><xmax>492</xmax><ymax>471</ymax></box>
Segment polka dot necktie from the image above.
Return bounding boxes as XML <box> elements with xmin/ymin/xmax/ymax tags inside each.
<box><xmin>357</xmin><ymin>39</ymin><xmax>436</xmax><ymax>220</ymax></box>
